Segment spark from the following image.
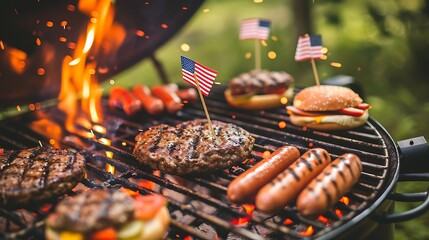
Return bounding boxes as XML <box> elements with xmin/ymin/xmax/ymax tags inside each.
<box><xmin>16</xmin><ymin>105</ymin><xmax>21</xmax><ymax>111</ymax></box>
<box><xmin>261</xmin><ymin>40</ymin><xmax>267</xmax><ymax>47</ymax></box>
<box><xmin>109</xmin><ymin>79</ymin><xmax>115</xmax><ymax>85</ymax></box>
<box><xmin>254</xmin><ymin>0</ymin><xmax>264</xmax><ymax>3</ymax></box>
<box><xmin>38</xmin><ymin>141</ymin><xmax>43</xmax><ymax>147</ymax></box>
<box><xmin>49</xmin><ymin>139</ymin><xmax>56</xmax><ymax>145</ymax></box>
<box><xmin>271</xmin><ymin>36</ymin><xmax>278</xmax><ymax>41</ymax></box>
<box><xmin>330</xmin><ymin>62</ymin><xmax>342</xmax><ymax>68</ymax></box>
<box><xmin>0</xmin><ymin>40</ymin><xmax>4</xmax><ymax>50</ymax></box>
<box><xmin>278</xmin><ymin>121</ymin><xmax>286</xmax><ymax>129</ymax></box>
<box><xmin>182</xmin><ymin>6</ymin><xmax>188</xmax><ymax>10</ymax></box>
<box><xmin>46</xmin><ymin>21</ymin><xmax>54</xmax><ymax>27</ymax></box>
<box><xmin>121</xmin><ymin>142</ymin><xmax>127</xmax><ymax>146</ymax></box>
<box><xmin>36</xmin><ymin>38</ymin><xmax>42</xmax><ymax>46</ymax></box>
<box><xmin>263</xmin><ymin>150</ymin><xmax>271</xmax><ymax>158</ymax></box>
<box><xmin>245</xmin><ymin>52</ymin><xmax>252</xmax><ymax>59</ymax></box>
<box><xmin>135</xmin><ymin>30</ymin><xmax>145</xmax><ymax>37</ymax></box>
<box><xmin>181</xmin><ymin>43</ymin><xmax>190</xmax><ymax>52</ymax></box>
<box><xmin>214</xmin><ymin>82</ymin><xmax>221</xmax><ymax>85</ymax></box>
<box><xmin>29</xmin><ymin>104</ymin><xmax>36</xmax><ymax>111</ymax></box>
<box><xmin>59</xmin><ymin>37</ymin><xmax>67</xmax><ymax>42</ymax></box>
<box><xmin>280</xmin><ymin>97</ymin><xmax>288</xmax><ymax>105</ymax></box>
<box><xmin>202</xmin><ymin>8</ymin><xmax>210</xmax><ymax>13</ymax></box>
<box><xmin>268</xmin><ymin>51</ymin><xmax>277</xmax><ymax>59</ymax></box>
<box><xmin>67</xmin><ymin>4</ymin><xmax>76</xmax><ymax>11</ymax></box>
<box><xmin>161</xmin><ymin>24</ymin><xmax>168</xmax><ymax>29</ymax></box>
<box><xmin>37</xmin><ymin>68</ymin><xmax>45</xmax><ymax>75</ymax></box>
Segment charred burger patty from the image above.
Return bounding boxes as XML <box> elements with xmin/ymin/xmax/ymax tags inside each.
<box><xmin>133</xmin><ymin>119</ymin><xmax>255</xmax><ymax>175</ymax></box>
<box><xmin>0</xmin><ymin>146</ymin><xmax>85</xmax><ymax>207</ymax></box>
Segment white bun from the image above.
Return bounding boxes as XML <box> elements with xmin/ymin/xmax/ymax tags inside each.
<box><xmin>225</xmin><ymin>87</ymin><xmax>293</xmax><ymax>110</ymax></box>
<box><xmin>290</xmin><ymin>110</ymin><xmax>369</xmax><ymax>130</ymax></box>
<box><xmin>140</xmin><ymin>206</ymin><xmax>171</xmax><ymax>240</ymax></box>
<box><xmin>294</xmin><ymin>85</ymin><xmax>362</xmax><ymax>111</ymax></box>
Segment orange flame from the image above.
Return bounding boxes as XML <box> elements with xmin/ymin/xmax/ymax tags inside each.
<box><xmin>335</xmin><ymin>209</ymin><xmax>343</xmax><ymax>218</ymax></box>
<box><xmin>283</xmin><ymin>218</ymin><xmax>293</xmax><ymax>225</ymax></box>
<box><xmin>183</xmin><ymin>236</ymin><xmax>193</xmax><ymax>240</ymax></box>
<box><xmin>300</xmin><ymin>225</ymin><xmax>314</xmax><ymax>236</ymax></box>
<box><xmin>105</xmin><ymin>163</ymin><xmax>115</xmax><ymax>174</ymax></box>
<box><xmin>318</xmin><ymin>215</ymin><xmax>330</xmax><ymax>226</ymax></box>
<box><xmin>339</xmin><ymin>196</ymin><xmax>350</xmax><ymax>206</ymax></box>
<box><xmin>138</xmin><ymin>180</ymin><xmax>156</xmax><ymax>191</ymax></box>
<box><xmin>120</xmin><ymin>187</ymin><xmax>139</xmax><ymax>197</ymax></box>
<box><xmin>231</xmin><ymin>204</ymin><xmax>255</xmax><ymax>226</ymax></box>
<box><xmin>58</xmin><ymin>0</ymin><xmax>125</xmax><ymax>137</ymax></box>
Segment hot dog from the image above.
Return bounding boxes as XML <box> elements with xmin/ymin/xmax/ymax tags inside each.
<box><xmin>255</xmin><ymin>148</ymin><xmax>330</xmax><ymax>214</ymax></box>
<box><xmin>177</xmin><ymin>88</ymin><xmax>198</xmax><ymax>101</ymax></box>
<box><xmin>151</xmin><ymin>85</ymin><xmax>182</xmax><ymax>114</ymax></box>
<box><xmin>109</xmin><ymin>86</ymin><xmax>142</xmax><ymax>115</ymax></box>
<box><xmin>227</xmin><ymin>146</ymin><xmax>300</xmax><ymax>204</ymax></box>
<box><xmin>132</xmin><ymin>85</ymin><xmax>165</xmax><ymax>115</ymax></box>
<box><xmin>296</xmin><ymin>153</ymin><xmax>362</xmax><ymax>216</ymax></box>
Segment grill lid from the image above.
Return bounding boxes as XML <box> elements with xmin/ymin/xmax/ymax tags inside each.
<box><xmin>0</xmin><ymin>0</ymin><xmax>204</xmax><ymax>105</ymax></box>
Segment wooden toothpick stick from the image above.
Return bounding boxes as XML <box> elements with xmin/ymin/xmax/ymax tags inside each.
<box><xmin>310</xmin><ymin>58</ymin><xmax>320</xmax><ymax>86</ymax></box>
<box><xmin>255</xmin><ymin>39</ymin><xmax>261</xmax><ymax>71</ymax></box>
<box><xmin>193</xmin><ymin>74</ymin><xmax>217</xmax><ymax>140</ymax></box>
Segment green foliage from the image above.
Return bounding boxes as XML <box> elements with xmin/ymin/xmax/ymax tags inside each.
<box><xmin>106</xmin><ymin>1</ymin><xmax>429</xmax><ymax>237</ymax></box>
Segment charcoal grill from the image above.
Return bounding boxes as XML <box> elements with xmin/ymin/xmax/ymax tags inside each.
<box><xmin>1</xmin><ymin>85</ymin><xmax>428</xmax><ymax>240</ymax></box>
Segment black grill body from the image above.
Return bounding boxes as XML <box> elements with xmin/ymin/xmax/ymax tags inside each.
<box><xmin>0</xmin><ymin>86</ymin><xmax>400</xmax><ymax>239</ymax></box>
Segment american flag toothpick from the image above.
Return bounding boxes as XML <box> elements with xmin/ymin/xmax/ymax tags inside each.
<box><xmin>295</xmin><ymin>34</ymin><xmax>324</xmax><ymax>86</ymax></box>
<box><xmin>181</xmin><ymin>56</ymin><xmax>218</xmax><ymax>140</ymax></box>
<box><xmin>239</xmin><ymin>18</ymin><xmax>271</xmax><ymax>71</ymax></box>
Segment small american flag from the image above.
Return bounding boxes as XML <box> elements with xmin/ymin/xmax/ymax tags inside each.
<box><xmin>181</xmin><ymin>56</ymin><xmax>218</xmax><ymax>97</ymax></box>
<box><xmin>294</xmin><ymin>34</ymin><xmax>324</xmax><ymax>61</ymax></box>
<box><xmin>239</xmin><ymin>18</ymin><xmax>271</xmax><ymax>40</ymax></box>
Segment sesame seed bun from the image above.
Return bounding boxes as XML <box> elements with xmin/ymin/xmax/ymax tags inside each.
<box><xmin>293</xmin><ymin>85</ymin><xmax>363</xmax><ymax>111</ymax></box>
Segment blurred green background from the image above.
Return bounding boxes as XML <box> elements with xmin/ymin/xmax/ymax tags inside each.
<box><xmin>106</xmin><ymin>0</ymin><xmax>429</xmax><ymax>238</ymax></box>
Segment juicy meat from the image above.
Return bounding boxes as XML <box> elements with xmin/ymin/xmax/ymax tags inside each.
<box><xmin>0</xmin><ymin>146</ymin><xmax>85</xmax><ymax>207</ymax></box>
<box><xmin>48</xmin><ymin>189</ymin><xmax>135</xmax><ymax>232</ymax></box>
<box><xmin>133</xmin><ymin>119</ymin><xmax>255</xmax><ymax>175</ymax></box>
<box><xmin>229</xmin><ymin>70</ymin><xmax>294</xmax><ymax>96</ymax></box>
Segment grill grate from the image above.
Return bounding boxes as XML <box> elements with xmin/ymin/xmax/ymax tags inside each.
<box><xmin>0</xmin><ymin>86</ymin><xmax>396</xmax><ymax>239</ymax></box>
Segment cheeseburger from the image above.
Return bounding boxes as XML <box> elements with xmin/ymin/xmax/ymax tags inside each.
<box><xmin>286</xmin><ymin>85</ymin><xmax>370</xmax><ymax>130</ymax></box>
<box><xmin>225</xmin><ymin>70</ymin><xmax>294</xmax><ymax>110</ymax></box>
<box><xmin>45</xmin><ymin>189</ymin><xmax>170</xmax><ymax>240</ymax></box>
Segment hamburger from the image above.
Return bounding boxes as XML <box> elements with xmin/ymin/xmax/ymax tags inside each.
<box><xmin>286</xmin><ymin>85</ymin><xmax>370</xmax><ymax>130</ymax></box>
<box><xmin>224</xmin><ymin>70</ymin><xmax>294</xmax><ymax>110</ymax></box>
<box><xmin>45</xmin><ymin>189</ymin><xmax>170</xmax><ymax>240</ymax></box>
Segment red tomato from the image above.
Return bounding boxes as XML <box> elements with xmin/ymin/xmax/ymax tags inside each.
<box><xmin>357</xmin><ymin>103</ymin><xmax>371</xmax><ymax>110</ymax></box>
<box><xmin>337</xmin><ymin>107</ymin><xmax>365</xmax><ymax>117</ymax></box>
<box><xmin>89</xmin><ymin>227</ymin><xmax>117</xmax><ymax>240</ymax></box>
<box><xmin>133</xmin><ymin>194</ymin><xmax>165</xmax><ymax>220</ymax></box>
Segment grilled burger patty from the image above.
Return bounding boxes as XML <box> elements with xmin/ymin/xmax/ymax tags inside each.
<box><xmin>0</xmin><ymin>146</ymin><xmax>85</xmax><ymax>207</ymax></box>
<box><xmin>48</xmin><ymin>189</ymin><xmax>134</xmax><ymax>232</ymax></box>
<box><xmin>133</xmin><ymin>119</ymin><xmax>255</xmax><ymax>175</ymax></box>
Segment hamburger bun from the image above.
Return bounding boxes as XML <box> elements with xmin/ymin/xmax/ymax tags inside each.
<box><xmin>293</xmin><ymin>85</ymin><xmax>363</xmax><ymax>111</ymax></box>
<box><xmin>289</xmin><ymin>85</ymin><xmax>369</xmax><ymax>130</ymax></box>
<box><xmin>225</xmin><ymin>87</ymin><xmax>293</xmax><ymax>110</ymax></box>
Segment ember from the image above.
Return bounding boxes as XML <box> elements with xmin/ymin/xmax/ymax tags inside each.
<box><xmin>300</xmin><ymin>225</ymin><xmax>314</xmax><ymax>236</ymax></box>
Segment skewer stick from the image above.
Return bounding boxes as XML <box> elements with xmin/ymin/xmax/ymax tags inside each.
<box><xmin>310</xmin><ymin>58</ymin><xmax>320</xmax><ymax>86</ymax></box>
<box><xmin>193</xmin><ymin>74</ymin><xmax>217</xmax><ymax>140</ymax></box>
<box><xmin>255</xmin><ymin>39</ymin><xmax>261</xmax><ymax>71</ymax></box>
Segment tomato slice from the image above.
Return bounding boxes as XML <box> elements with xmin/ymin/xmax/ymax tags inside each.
<box><xmin>337</xmin><ymin>107</ymin><xmax>365</xmax><ymax>117</ymax></box>
<box><xmin>90</xmin><ymin>227</ymin><xmax>117</xmax><ymax>240</ymax></box>
<box><xmin>133</xmin><ymin>194</ymin><xmax>166</xmax><ymax>220</ymax></box>
<box><xmin>286</xmin><ymin>106</ymin><xmax>325</xmax><ymax>117</ymax></box>
<box><xmin>356</xmin><ymin>103</ymin><xmax>371</xmax><ymax>110</ymax></box>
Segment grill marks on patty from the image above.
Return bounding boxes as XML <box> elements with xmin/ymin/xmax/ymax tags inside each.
<box><xmin>133</xmin><ymin>119</ymin><xmax>255</xmax><ymax>175</ymax></box>
<box><xmin>49</xmin><ymin>189</ymin><xmax>135</xmax><ymax>232</ymax></box>
<box><xmin>0</xmin><ymin>146</ymin><xmax>85</xmax><ymax>207</ymax></box>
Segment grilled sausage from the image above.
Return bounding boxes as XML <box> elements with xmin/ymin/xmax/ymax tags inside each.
<box><xmin>255</xmin><ymin>148</ymin><xmax>330</xmax><ymax>214</ymax></box>
<box><xmin>132</xmin><ymin>85</ymin><xmax>164</xmax><ymax>115</ymax></box>
<box><xmin>109</xmin><ymin>87</ymin><xmax>142</xmax><ymax>115</ymax></box>
<box><xmin>151</xmin><ymin>85</ymin><xmax>182</xmax><ymax>114</ymax></box>
<box><xmin>177</xmin><ymin>88</ymin><xmax>198</xmax><ymax>101</ymax></box>
<box><xmin>296</xmin><ymin>153</ymin><xmax>362</xmax><ymax>216</ymax></box>
<box><xmin>227</xmin><ymin>146</ymin><xmax>300</xmax><ymax>204</ymax></box>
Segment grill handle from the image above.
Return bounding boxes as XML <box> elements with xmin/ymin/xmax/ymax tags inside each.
<box><xmin>372</xmin><ymin>137</ymin><xmax>429</xmax><ymax>223</ymax></box>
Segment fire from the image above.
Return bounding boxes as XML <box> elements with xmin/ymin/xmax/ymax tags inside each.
<box><xmin>339</xmin><ymin>196</ymin><xmax>350</xmax><ymax>205</ymax></box>
<box><xmin>138</xmin><ymin>180</ymin><xmax>156</xmax><ymax>191</ymax></box>
<box><xmin>300</xmin><ymin>225</ymin><xmax>314</xmax><ymax>236</ymax></box>
<box><xmin>105</xmin><ymin>163</ymin><xmax>115</xmax><ymax>174</ymax></box>
<box><xmin>335</xmin><ymin>209</ymin><xmax>343</xmax><ymax>218</ymax></box>
<box><xmin>318</xmin><ymin>215</ymin><xmax>330</xmax><ymax>226</ymax></box>
<box><xmin>58</xmin><ymin>0</ymin><xmax>125</xmax><ymax>137</ymax></box>
<box><xmin>231</xmin><ymin>204</ymin><xmax>255</xmax><ymax>226</ymax></box>
<box><xmin>283</xmin><ymin>218</ymin><xmax>293</xmax><ymax>225</ymax></box>
<box><xmin>120</xmin><ymin>187</ymin><xmax>139</xmax><ymax>197</ymax></box>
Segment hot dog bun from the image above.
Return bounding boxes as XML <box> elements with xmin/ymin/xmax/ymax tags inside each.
<box><xmin>288</xmin><ymin>85</ymin><xmax>369</xmax><ymax>130</ymax></box>
<box><xmin>225</xmin><ymin>87</ymin><xmax>293</xmax><ymax>110</ymax></box>
<box><xmin>225</xmin><ymin>70</ymin><xmax>294</xmax><ymax>110</ymax></box>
